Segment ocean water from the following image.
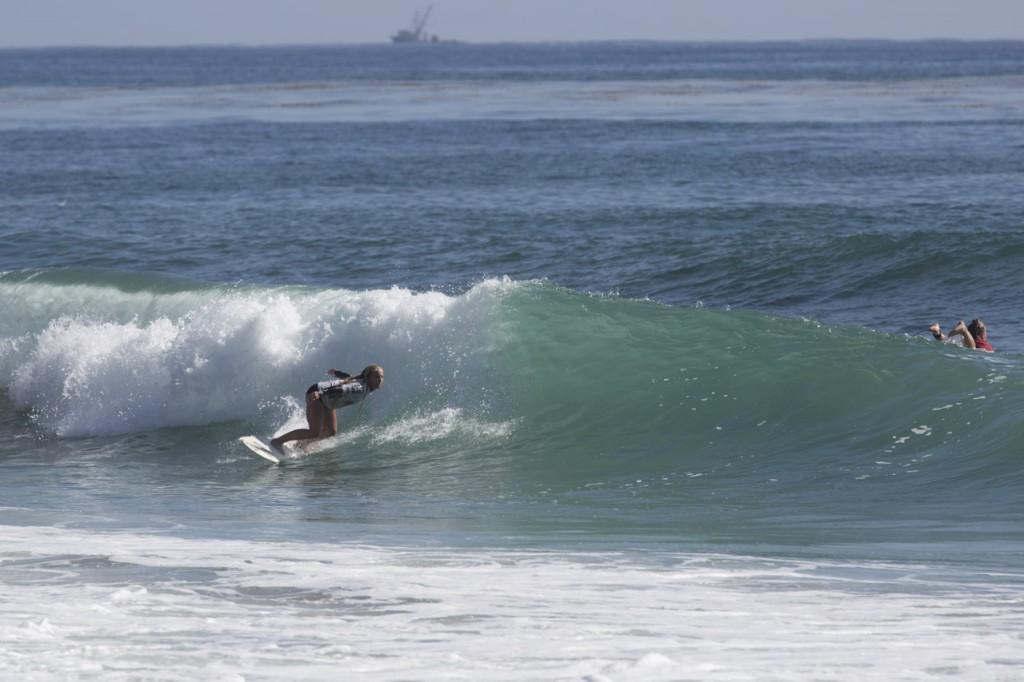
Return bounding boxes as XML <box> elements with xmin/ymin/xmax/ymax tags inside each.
<box><xmin>2</xmin><ymin>42</ymin><xmax>1024</xmax><ymax>680</ymax></box>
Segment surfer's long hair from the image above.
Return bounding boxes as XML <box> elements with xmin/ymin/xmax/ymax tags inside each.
<box><xmin>359</xmin><ymin>364</ymin><xmax>384</xmax><ymax>389</ymax></box>
<box><xmin>337</xmin><ymin>365</ymin><xmax>384</xmax><ymax>391</ymax></box>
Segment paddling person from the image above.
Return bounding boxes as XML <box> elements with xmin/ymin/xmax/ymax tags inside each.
<box><xmin>929</xmin><ymin>319</ymin><xmax>994</xmax><ymax>352</ymax></box>
<box><xmin>270</xmin><ymin>365</ymin><xmax>385</xmax><ymax>452</ymax></box>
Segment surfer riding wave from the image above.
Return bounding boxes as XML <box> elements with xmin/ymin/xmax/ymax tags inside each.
<box><xmin>270</xmin><ymin>365</ymin><xmax>385</xmax><ymax>452</ymax></box>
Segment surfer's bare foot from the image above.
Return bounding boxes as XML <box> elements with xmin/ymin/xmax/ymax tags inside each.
<box><xmin>929</xmin><ymin>323</ymin><xmax>942</xmax><ymax>339</ymax></box>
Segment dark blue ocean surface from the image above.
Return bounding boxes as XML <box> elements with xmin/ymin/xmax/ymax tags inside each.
<box><xmin>5</xmin><ymin>41</ymin><xmax>1024</xmax><ymax>87</ymax></box>
<box><xmin>3</xmin><ymin>44</ymin><xmax>1024</xmax><ymax>345</ymax></box>
<box><xmin>4</xmin><ymin>115</ymin><xmax>1023</xmax><ymax>343</ymax></box>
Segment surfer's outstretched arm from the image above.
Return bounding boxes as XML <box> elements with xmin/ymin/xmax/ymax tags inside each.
<box><xmin>320</xmin><ymin>408</ymin><xmax>338</xmax><ymax>438</ymax></box>
<box><xmin>929</xmin><ymin>323</ymin><xmax>946</xmax><ymax>341</ymax></box>
<box><xmin>950</xmin><ymin>320</ymin><xmax>976</xmax><ymax>349</ymax></box>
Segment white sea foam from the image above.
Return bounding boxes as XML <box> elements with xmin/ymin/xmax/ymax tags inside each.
<box><xmin>371</xmin><ymin>407</ymin><xmax>516</xmax><ymax>446</ymax></box>
<box><xmin>1</xmin><ymin>525</ymin><xmax>1022</xmax><ymax>681</ymax></box>
<box><xmin>2</xmin><ymin>279</ymin><xmax>518</xmax><ymax>437</ymax></box>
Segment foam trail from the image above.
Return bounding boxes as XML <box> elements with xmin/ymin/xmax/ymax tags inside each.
<box><xmin>371</xmin><ymin>408</ymin><xmax>517</xmax><ymax>446</ymax></box>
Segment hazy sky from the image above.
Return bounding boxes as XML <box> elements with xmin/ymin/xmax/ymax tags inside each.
<box><xmin>2</xmin><ymin>0</ymin><xmax>1023</xmax><ymax>48</ymax></box>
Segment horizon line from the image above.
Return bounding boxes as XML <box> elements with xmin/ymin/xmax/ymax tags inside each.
<box><xmin>3</xmin><ymin>36</ymin><xmax>1024</xmax><ymax>51</ymax></box>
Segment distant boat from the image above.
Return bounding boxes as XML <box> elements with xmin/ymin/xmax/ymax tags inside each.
<box><xmin>391</xmin><ymin>5</ymin><xmax>441</xmax><ymax>44</ymax></box>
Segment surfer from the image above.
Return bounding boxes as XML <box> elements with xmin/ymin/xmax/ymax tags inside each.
<box><xmin>929</xmin><ymin>319</ymin><xmax>994</xmax><ymax>352</ymax></box>
<box><xmin>270</xmin><ymin>365</ymin><xmax>385</xmax><ymax>452</ymax></box>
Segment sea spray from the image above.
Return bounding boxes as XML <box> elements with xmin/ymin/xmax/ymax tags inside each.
<box><xmin>1</xmin><ymin>271</ymin><xmax>514</xmax><ymax>437</ymax></box>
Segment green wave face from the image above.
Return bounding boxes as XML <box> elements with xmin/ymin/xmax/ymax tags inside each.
<box><xmin>491</xmin><ymin>284</ymin><xmax>1024</xmax><ymax>509</ymax></box>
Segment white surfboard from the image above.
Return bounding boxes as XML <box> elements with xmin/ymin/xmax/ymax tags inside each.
<box><xmin>239</xmin><ymin>435</ymin><xmax>280</xmax><ymax>464</ymax></box>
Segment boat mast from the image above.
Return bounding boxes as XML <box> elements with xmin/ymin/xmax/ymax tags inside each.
<box><xmin>412</xmin><ymin>5</ymin><xmax>433</xmax><ymax>41</ymax></box>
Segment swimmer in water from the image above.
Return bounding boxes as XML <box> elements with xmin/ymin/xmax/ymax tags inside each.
<box><xmin>929</xmin><ymin>319</ymin><xmax>994</xmax><ymax>352</ymax></box>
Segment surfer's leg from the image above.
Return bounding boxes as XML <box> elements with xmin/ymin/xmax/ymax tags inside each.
<box><xmin>319</xmin><ymin>409</ymin><xmax>338</xmax><ymax>438</ymax></box>
<box><xmin>271</xmin><ymin>392</ymin><xmax>325</xmax><ymax>449</ymax></box>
